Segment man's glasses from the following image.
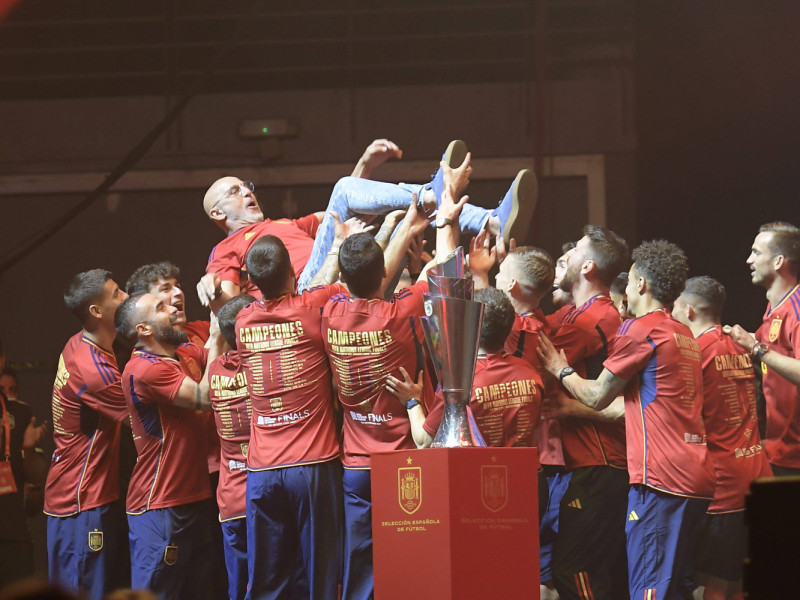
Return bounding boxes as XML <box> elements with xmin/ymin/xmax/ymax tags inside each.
<box><xmin>212</xmin><ymin>181</ymin><xmax>255</xmax><ymax>210</ymax></box>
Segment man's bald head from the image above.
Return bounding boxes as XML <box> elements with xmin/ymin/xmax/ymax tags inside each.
<box><xmin>204</xmin><ymin>176</ymin><xmax>264</xmax><ymax>233</ymax></box>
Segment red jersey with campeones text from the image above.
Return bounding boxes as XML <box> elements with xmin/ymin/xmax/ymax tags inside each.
<box><xmin>507</xmin><ymin>308</ymin><xmax>564</xmax><ymax>466</ymax></box>
<box><xmin>206</xmin><ymin>216</ymin><xmax>320</xmax><ymax>300</ymax></box>
<box><xmin>45</xmin><ymin>333</ymin><xmax>129</xmax><ymax>516</ymax></box>
<box><xmin>122</xmin><ymin>343</ymin><xmax>211</xmax><ymax>514</ymax></box>
<box><xmin>323</xmin><ymin>282</ymin><xmax>434</xmax><ymax>468</ymax></box>
<box><xmin>208</xmin><ymin>351</ymin><xmax>251</xmax><ymax>521</ymax></box>
<box><xmin>754</xmin><ymin>283</ymin><xmax>800</xmax><ymax>468</ymax></box>
<box><xmin>236</xmin><ymin>285</ymin><xmax>343</xmax><ymax>470</ymax></box>
<box><xmin>697</xmin><ymin>325</ymin><xmax>771</xmax><ymax>512</ymax></box>
<box><xmin>469</xmin><ymin>353</ymin><xmax>543</xmax><ymax>448</ymax></box>
<box><xmin>603</xmin><ymin>308</ymin><xmax>715</xmax><ymax>498</ymax></box>
<box><xmin>551</xmin><ymin>295</ymin><xmax>626</xmax><ymax>470</ymax></box>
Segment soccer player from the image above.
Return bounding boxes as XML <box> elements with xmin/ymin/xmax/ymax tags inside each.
<box><xmin>234</xmin><ymin>211</ymin><xmax>368</xmax><ymax>600</ymax></box>
<box><xmin>45</xmin><ymin>270</ymin><xmax>131</xmax><ymax>599</ymax></box>
<box><xmin>208</xmin><ymin>294</ymin><xmax>255</xmax><ymax>600</ymax></box>
<box><xmin>726</xmin><ymin>221</ymin><xmax>800</xmax><ymax>476</ymax></box>
<box><xmin>125</xmin><ymin>261</ymin><xmax>227</xmax><ymax>598</ymax></box>
<box><xmin>672</xmin><ymin>276</ymin><xmax>772</xmax><ymax>600</ymax></box>
<box><xmin>114</xmin><ymin>291</ymin><xmax>224</xmax><ymax>600</ymax></box>
<box><xmin>0</xmin><ymin>339</ymin><xmax>48</xmax><ymax>587</ymax></box>
<box><xmin>547</xmin><ymin>225</ymin><xmax>629</xmax><ymax>600</ymax></box>
<box><xmin>538</xmin><ymin>240</ymin><xmax>715</xmax><ymax>600</ymax></box>
<box><xmin>324</xmin><ymin>180</ymin><xmax>465</xmax><ymax>600</ymax></box>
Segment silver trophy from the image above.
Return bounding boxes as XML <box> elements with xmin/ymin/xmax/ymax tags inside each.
<box><xmin>422</xmin><ymin>248</ymin><xmax>486</xmax><ymax>447</ymax></box>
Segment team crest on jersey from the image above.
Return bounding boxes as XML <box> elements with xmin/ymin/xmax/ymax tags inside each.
<box><xmin>164</xmin><ymin>545</ymin><xmax>179</xmax><ymax>565</ymax></box>
<box><xmin>88</xmin><ymin>530</ymin><xmax>103</xmax><ymax>551</ymax></box>
<box><xmin>481</xmin><ymin>465</ymin><xmax>508</xmax><ymax>512</ymax></box>
<box><xmin>398</xmin><ymin>467</ymin><xmax>422</xmax><ymax>514</ymax></box>
<box><xmin>769</xmin><ymin>316</ymin><xmax>782</xmax><ymax>342</ymax></box>
<box><xmin>240</xmin><ymin>442</ymin><xmax>249</xmax><ymax>458</ymax></box>
<box><xmin>185</xmin><ymin>359</ymin><xmax>202</xmax><ymax>381</ymax></box>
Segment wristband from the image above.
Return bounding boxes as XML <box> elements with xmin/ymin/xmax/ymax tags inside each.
<box><xmin>405</xmin><ymin>398</ymin><xmax>421</xmax><ymax>410</ymax></box>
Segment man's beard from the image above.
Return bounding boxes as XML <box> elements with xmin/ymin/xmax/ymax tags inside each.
<box><xmin>558</xmin><ymin>262</ymin><xmax>579</xmax><ymax>293</ymax></box>
<box><xmin>152</xmin><ymin>321</ymin><xmax>189</xmax><ymax>347</ymax></box>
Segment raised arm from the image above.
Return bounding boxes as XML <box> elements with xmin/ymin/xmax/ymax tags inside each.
<box><xmin>351</xmin><ymin>139</ymin><xmax>402</xmax><ymax>179</ymax></box>
<box><xmin>173</xmin><ymin>331</ymin><xmax>226</xmax><ymax>411</ymax></box>
<box><xmin>381</xmin><ymin>201</ymin><xmax>431</xmax><ymax>296</ymax></box>
<box><xmin>385</xmin><ymin>367</ymin><xmax>433</xmax><ymax>449</ymax></box>
<box><xmin>308</xmin><ymin>211</ymin><xmax>375</xmax><ymax>288</ymax></box>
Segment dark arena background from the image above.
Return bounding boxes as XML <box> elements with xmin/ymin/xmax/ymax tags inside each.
<box><xmin>1</xmin><ymin>0</ymin><xmax>800</xmax><ymax>593</ymax></box>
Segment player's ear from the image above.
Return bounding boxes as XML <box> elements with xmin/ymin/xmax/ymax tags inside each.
<box><xmin>135</xmin><ymin>322</ymin><xmax>150</xmax><ymax>337</ymax></box>
<box><xmin>507</xmin><ymin>278</ymin><xmax>520</xmax><ymax>294</ymax></box>
<box><xmin>209</xmin><ymin>207</ymin><xmax>226</xmax><ymax>224</ymax></box>
<box><xmin>581</xmin><ymin>259</ymin><xmax>595</xmax><ymax>276</ymax></box>
<box><xmin>774</xmin><ymin>254</ymin><xmax>786</xmax><ymax>271</ymax></box>
<box><xmin>88</xmin><ymin>303</ymin><xmax>103</xmax><ymax>320</ymax></box>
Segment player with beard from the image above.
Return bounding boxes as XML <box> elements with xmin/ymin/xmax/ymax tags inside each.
<box><xmin>672</xmin><ymin>276</ymin><xmax>771</xmax><ymax>600</ymax></box>
<box><xmin>115</xmin><ymin>292</ymin><xmax>224</xmax><ymax>600</ymax></box>
<box><xmin>125</xmin><ymin>261</ymin><xmax>228</xmax><ymax>598</ymax></box>
<box><xmin>726</xmin><ymin>221</ymin><xmax>800</xmax><ymax>477</ymax></box>
<box><xmin>538</xmin><ymin>240</ymin><xmax>715</xmax><ymax>600</ymax></box>
<box><xmin>45</xmin><ymin>270</ymin><xmax>130</xmax><ymax>599</ymax></box>
<box><xmin>547</xmin><ymin>226</ymin><xmax>629</xmax><ymax>600</ymax></box>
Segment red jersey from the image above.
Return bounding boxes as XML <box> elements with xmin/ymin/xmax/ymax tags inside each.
<box><xmin>551</xmin><ymin>295</ymin><xmax>626</xmax><ymax>470</ymax></box>
<box><xmin>603</xmin><ymin>308</ymin><xmax>715</xmax><ymax>498</ymax></box>
<box><xmin>323</xmin><ymin>282</ymin><xmax>434</xmax><ymax>468</ymax></box>
<box><xmin>545</xmin><ymin>303</ymin><xmax>574</xmax><ymax>332</ymax></box>
<box><xmin>236</xmin><ymin>285</ymin><xmax>343</xmax><ymax>470</ymax></box>
<box><xmin>208</xmin><ymin>351</ymin><xmax>251</xmax><ymax>521</ymax></box>
<box><xmin>44</xmin><ymin>333</ymin><xmax>129</xmax><ymax>516</ymax></box>
<box><xmin>507</xmin><ymin>309</ymin><xmax>564</xmax><ymax>466</ymax></box>
<box><xmin>469</xmin><ymin>353</ymin><xmax>543</xmax><ymax>448</ymax></box>
<box><xmin>506</xmin><ymin>308</ymin><xmax>549</xmax><ymax>372</ymax></box>
<box><xmin>207</xmin><ymin>216</ymin><xmax>320</xmax><ymax>299</ymax></box>
<box><xmin>698</xmin><ymin>325</ymin><xmax>772</xmax><ymax>512</ymax></box>
<box><xmin>754</xmin><ymin>283</ymin><xmax>800</xmax><ymax>468</ymax></box>
<box><xmin>122</xmin><ymin>343</ymin><xmax>211</xmax><ymax>514</ymax></box>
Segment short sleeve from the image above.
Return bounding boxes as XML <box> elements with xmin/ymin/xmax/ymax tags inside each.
<box><xmin>295</xmin><ymin>214</ymin><xmax>321</xmax><ymax>238</ymax></box>
<box><xmin>602</xmin><ymin>334</ymin><xmax>655</xmax><ymax>382</ymax></box>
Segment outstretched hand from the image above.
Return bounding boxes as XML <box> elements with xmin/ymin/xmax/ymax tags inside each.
<box><xmin>495</xmin><ymin>234</ymin><xmax>517</xmax><ymax>264</ymax></box>
<box><xmin>385</xmin><ymin>367</ymin><xmax>424</xmax><ymax>406</ymax></box>
<box><xmin>196</xmin><ymin>273</ymin><xmax>221</xmax><ymax>308</ymax></box>
<box><xmin>353</xmin><ymin>139</ymin><xmax>402</xmax><ymax>178</ymax></box>
<box><xmin>723</xmin><ymin>324</ymin><xmax>757</xmax><ymax>353</ymax></box>
<box><xmin>332</xmin><ymin>211</ymin><xmax>375</xmax><ymax>242</ymax></box>
<box><xmin>536</xmin><ymin>333</ymin><xmax>570</xmax><ymax>378</ymax></box>
<box><xmin>437</xmin><ymin>186</ymin><xmax>469</xmax><ymax>223</ymax></box>
<box><xmin>441</xmin><ymin>151</ymin><xmax>472</xmax><ymax>198</ymax></box>
<box><xmin>468</xmin><ymin>230</ymin><xmax>497</xmax><ymax>277</ymax></box>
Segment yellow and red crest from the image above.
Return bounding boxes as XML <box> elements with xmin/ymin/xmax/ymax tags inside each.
<box><xmin>769</xmin><ymin>316</ymin><xmax>782</xmax><ymax>343</ymax></box>
<box><xmin>481</xmin><ymin>465</ymin><xmax>508</xmax><ymax>512</ymax></box>
<box><xmin>88</xmin><ymin>530</ymin><xmax>103</xmax><ymax>551</ymax></box>
<box><xmin>398</xmin><ymin>467</ymin><xmax>422</xmax><ymax>514</ymax></box>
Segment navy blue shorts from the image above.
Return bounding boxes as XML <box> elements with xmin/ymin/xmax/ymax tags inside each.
<box><xmin>539</xmin><ymin>467</ymin><xmax>572</xmax><ymax>585</ymax></box>
<box><xmin>47</xmin><ymin>501</ymin><xmax>125</xmax><ymax>600</ymax></box>
<box><xmin>128</xmin><ymin>501</ymin><xmax>213</xmax><ymax>600</ymax></box>
<box><xmin>626</xmin><ymin>485</ymin><xmax>709</xmax><ymax>600</ymax></box>
<box><xmin>246</xmin><ymin>460</ymin><xmax>343</xmax><ymax>600</ymax></box>
<box><xmin>221</xmin><ymin>517</ymin><xmax>248</xmax><ymax>600</ymax></box>
<box><xmin>342</xmin><ymin>467</ymin><xmax>373</xmax><ymax>600</ymax></box>
<box><xmin>694</xmin><ymin>510</ymin><xmax>747</xmax><ymax>582</ymax></box>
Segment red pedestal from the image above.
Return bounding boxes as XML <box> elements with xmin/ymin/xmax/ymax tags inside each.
<box><xmin>371</xmin><ymin>447</ymin><xmax>540</xmax><ymax>600</ymax></box>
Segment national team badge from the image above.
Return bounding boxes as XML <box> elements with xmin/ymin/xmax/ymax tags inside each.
<box><xmin>164</xmin><ymin>545</ymin><xmax>179</xmax><ymax>566</ymax></box>
<box><xmin>186</xmin><ymin>359</ymin><xmax>202</xmax><ymax>381</ymax></box>
<box><xmin>769</xmin><ymin>316</ymin><xmax>782</xmax><ymax>343</ymax></box>
<box><xmin>240</xmin><ymin>442</ymin><xmax>249</xmax><ymax>457</ymax></box>
<box><xmin>398</xmin><ymin>467</ymin><xmax>422</xmax><ymax>514</ymax></box>
<box><xmin>88</xmin><ymin>530</ymin><xmax>103</xmax><ymax>551</ymax></box>
<box><xmin>481</xmin><ymin>465</ymin><xmax>508</xmax><ymax>512</ymax></box>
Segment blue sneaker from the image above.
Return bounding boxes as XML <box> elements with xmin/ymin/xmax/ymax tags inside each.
<box><xmin>426</xmin><ymin>140</ymin><xmax>469</xmax><ymax>207</ymax></box>
<box><xmin>493</xmin><ymin>169</ymin><xmax>538</xmax><ymax>244</ymax></box>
